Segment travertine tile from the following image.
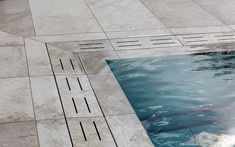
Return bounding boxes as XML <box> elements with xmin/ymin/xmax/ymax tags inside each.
<box><xmin>47</xmin><ymin>45</ymin><xmax>84</xmax><ymax>75</ymax></box>
<box><xmin>67</xmin><ymin>117</ymin><xmax>116</xmax><ymax>147</ymax></box>
<box><xmin>89</xmin><ymin>73</ymin><xmax>134</xmax><ymax>115</ymax></box>
<box><xmin>0</xmin><ymin>77</ymin><xmax>34</xmax><ymax>123</ymax></box>
<box><xmin>0</xmin><ymin>121</ymin><xmax>38</xmax><ymax>147</ymax></box>
<box><xmin>195</xmin><ymin>0</ymin><xmax>235</xmax><ymax>25</ymax></box>
<box><xmin>106</xmin><ymin>114</ymin><xmax>153</xmax><ymax>147</ymax></box>
<box><xmin>30</xmin><ymin>76</ymin><xmax>64</xmax><ymax>120</ymax></box>
<box><xmin>140</xmin><ymin>0</ymin><xmax>223</xmax><ymax>28</ymax></box>
<box><xmin>56</xmin><ymin>75</ymin><xmax>102</xmax><ymax>118</ymax></box>
<box><xmin>29</xmin><ymin>0</ymin><xmax>102</xmax><ymax>35</ymax></box>
<box><xmin>85</xmin><ymin>0</ymin><xmax>165</xmax><ymax>32</ymax></box>
<box><xmin>79</xmin><ymin>51</ymin><xmax>118</xmax><ymax>74</ymax></box>
<box><xmin>28</xmin><ymin>32</ymin><xmax>107</xmax><ymax>43</ymax></box>
<box><xmin>106</xmin><ymin>29</ymin><xmax>172</xmax><ymax>39</ymax></box>
<box><xmin>25</xmin><ymin>39</ymin><xmax>52</xmax><ymax>76</ymax></box>
<box><xmin>0</xmin><ymin>31</ymin><xmax>24</xmax><ymax>47</ymax></box>
<box><xmin>51</xmin><ymin>39</ymin><xmax>114</xmax><ymax>53</ymax></box>
<box><xmin>170</xmin><ymin>26</ymin><xmax>233</xmax><ymax>35</ymax></box>
<box><xmin>0</xmin><ymin>46</ymin><xmax>28</xmax><ymax>78</ymax></box>
<box><xmin>0</xmin><ymin>0</ymin><xmax>35</xmax><ymax>36</ymax></box>
<box><xmin>37</xmin><ymin>119</ymin><xmax>72</xmax><ymax>147</ymax></box>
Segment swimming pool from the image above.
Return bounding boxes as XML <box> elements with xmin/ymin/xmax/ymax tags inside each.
<box><xmin>108</xmin><ymin>50</ymin><xmax>235</xmax><ymax>147</ymax></box>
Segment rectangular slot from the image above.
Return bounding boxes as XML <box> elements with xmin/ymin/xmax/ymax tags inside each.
<box><xmin>59</xmin><ymin>59</ymin><xmax>64</xmax><ymax>70</ymax></box>
<box><xmin>153</xmin><ymin>42</ymin><xmax>176</xmax><ymax>45</ymax></box>
<box><xmin>70</xmin><ymin>59</ymin><xmax>75</xmax><ymax>70</ymax></box>
<box><xmin>214</xmin><ymin>34</ymin><xmax>235</xmax><ymax>37</ymax></box>
<box><xmin>79</xmin><ymin>42</ymin><xmax>103</xmax><ymax>46</ymax></box>
<box><xmin>84</xmin><ymin>97</ymin><xmax>91</xmax><ymax>113</ymax></box>
<box><xmin>186</xmin><ymin>40</ymin><xmax>207</xmax><ymax>43</ymax></box>
<box><xmin>118</xmin><ymin>44</ymin><xmax>142</xmax><ymax>48</ymax></box>
<box><xmin>80</xmin><ymin>122</ymin><xmax>87</xmax><ymax>141</ymax></box>
<box><xmin>80</xmin><ymin>47</ymin><xmax>105</xmax><ymax>50</ymax></box>
<box><xmin>217</xmin><ymin>38</ymin><xmax>235</xmax><ymax>41</ymax></box>
<box><xmin>72</xmin><ymin>97</ymin><xmax>78</xmax><ymax>113</ymax></box>
<box><xmin>183</xmin><ymin>36</ymin><xmax>204</xmax><ymax>39</ymax></box>
<box><xmin>116</xmin><ymin>40</ymin><xmax>139</xmax><ymax>43</ymax></box>
<box><xmin>150</xmin><ymin>38</ymin><xmax>172</xmax><ymax>41</ymax></box>
<box><xmin>77</xmin><ymin>77</ymin><xmax>83</xmax><ymax>91</ymax></box>
<box><xmin>93</xmin><ymin>121</ymin><xmax>101</xmax><ymax>140</ymax></box>
<box><xmin>66</xmin><ymin>77</ymin><xmax>71</xmax><ymax>91</ymax></box>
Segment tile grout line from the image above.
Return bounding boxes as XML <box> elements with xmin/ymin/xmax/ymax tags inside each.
<box><xmin>27</xmin><ymin>0</ymin><xmax>37</xmax><ymax>36</ymax></box>
<box><xmin>45</xmin><ymin>43</ymin><xmax>74</xmax><ymax>147</ymax></box>
<box><xmin>23</xmin><ymin>38</ymin><xmax>41</xmax><ymax>147</ymax></box>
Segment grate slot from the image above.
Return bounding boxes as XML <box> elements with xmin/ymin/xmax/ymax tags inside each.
<box><xmin>84</xmin><ymin>97</ymin><xmax>91</xmax><ymax>113</ymax></box>
<box><xmin>153</xmin><ymin>42</ymin><xmax>176</xmax><ymax>45</ymax></box>
<box><xmin>79</xmin><ymin>42</ymin><xmax>103</xmax><ymax>46</ymax></box>
<box><xmin>69</xmin><ymin>59</ymin><xmax>75</xmax><ymax>70</ymax></box>
<box><xmin>116</xmin><ymin>40</ymin><xmax>139</xmax><ymax>43</ymax></box>
<box><xmin>214</xmin><ymin>34</ymin><xmax>235</xmax><ymax>37</ymax></box>
<box><xmin>77</xmin><ymin>77</ymin><xmax>83</xmax><ymax>91</ymax></box>
<box><xmin>186</xmin><ymin>40</ymin><xmax>207</xmax><ymax>43</ymax></box>
<box><xmin>118</xmin><ymin>44</ymin><xmax>142</xmax><ymax>48</ymax></box>
<box><xmin>93</xmin><ymin>121</ymin><xmax>101</xmax><ymax>140</ymax></box>
<box><xmin>80</xmin><ymin>122</ymin><xmax>87</xmax><ymax>141</ymax></box>
<box><xmin>218</xmin><ymin>38</ymin><xmax>235</xmax><ymax>41</ymax></box>
<box><xmin>150</xmin><ymin>38</ymin><xmax>172</xmax><ymax>41</ymax></box>
<box><xmin>59</xmin><ymin>59</ymin><xmax>64</xmax><ymax>70</ymax></box>
<box><xmin>65</xmin><ymin>77</ymin><xmax>71</xmax><ymax>91</ymax></box>
<box><xmin>72</xmin><ymin>97</ymin><xmax>78</xmax><ymax>113</ymax></box>
<box><xmin>183</xmin><ymin>36</ymin><xmax>204</xmax><ymax>39</ymax></box>
<box><xmin>80</xmin><ymin>47</ymin><xmax>105</xmax><ymax>50</ymax></box>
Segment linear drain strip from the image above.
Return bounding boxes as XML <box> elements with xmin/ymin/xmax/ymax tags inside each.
<box><xmin>71</xmin><ymin>97</ymin><xmax>91</xmax><ymax>114</ymax></box>
<box><xmin>59</xmin><ymin>58</ymin><xmax>76</xmax><ymax>71</ymax></box>
<box><xmin>79</xmin><ymin>121</ymin><xmax>102</xmax><ymax>141</ymax></box>
<box><xmin>46</xmin><ymin>44</ymin><xmax>74</xmax><ymax>147</ymax></box>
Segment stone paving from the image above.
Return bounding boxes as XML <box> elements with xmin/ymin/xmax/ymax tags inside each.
<box><xmin>1</xmin><ymin>0</ymin><xmax>235</xmax><ymax>146</ymax></box>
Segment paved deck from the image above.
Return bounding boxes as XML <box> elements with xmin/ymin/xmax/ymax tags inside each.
<box><xmin>1</xmin><ymin>0</ymin><xmax>235</xmax><ymax>146</ymax></box>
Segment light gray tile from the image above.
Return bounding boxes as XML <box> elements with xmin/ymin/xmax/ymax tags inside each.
<box><xmin>47</xmin><ymin>45</ymin><xmax>84</xmax><ymax>75</ymax></box>
<box><xmin>106</xmin><ymin>114</ymin><xmax>153</xmax><ymax>147</ymax></box>
<box><xmin>67</xmin><ymin>117</ymin><xmax>116</xmax><ymax>147</ymax></box>
<box><xmin>79</xmin><ymin>51</ymin><xmax>119</xmax><ymax>74</ymax></box>
<box><xmin>0</xmin><ymin>31</ymin><xmax>24</xmax><ymax>47</ymax></box>
<box><xmin>29</xmin><ymin>0</ymin><xmax>102</xmax><ymax>35</ymax></box>
<box><xmin>56</xmin><ymin>75</ymin><xmax>102</xmax><ymax>118</ymax></box>
<box><xmin>89</xmin><ymin>73</ymin><xmax>134</xmax><ymax>116</ymax></box>
<box><xmin>28</xmin><ymin>32</ymin><xmax>107</xmax><ymax>43</ymax></box>
<box><xmin>0</xmin><ymin>0</ymin><xmax>35</xmax><ymax>36</ymax></box>
<box><xmin>195</xmin><ymin>0</ymin><xmax>235</xmax><ymax>25</ymax></box>
<box><xmin>37</xmin><ymin>119</ymin><xmax>72</xmax><ymax>147</ymax></box>
<box><xmin>30</xmin><ymin>76</ymin><xmax>64</xmax><ymax>120</ymax></box>
<box><xmin>85</xmin><ymin>0</ymin><xmax>165</xmax><ymax>32</ymax></box>
<box><xmin>25</xmin><ymin>39</ymin><xmax>52</xmax><ymax>76</ymax></box>
<box><xmin>170</xmin><ymin>26</ymin><xmax>233</xmax><ymax>35</ymax></box>
<box><xmin>0</xmin><ymin>77</ymin><xmax>34</xmax><ymax>123</ymax></box>
<box><xmin>51</xmin><ymin>39</ymin><xmax>114</xmax><ymax>53</ymax></box>
<box><xmin>0</xmin><ymin>121</ymin><xmax>38</xmax><ymax>147</ymax></box>
<box><xmin>0</xmin><ymin>46</ymin><xmax>28</xmax><ymax>78</ymax></box>
<box><xmin>140</xmin><ymin>0</ymin><xmax>223</xmax><ymax>28</ymax></box>
<box><xmin>106</xmin><ymin>29</ymin><xmax>172</xmax><ymax>39</ymax></box>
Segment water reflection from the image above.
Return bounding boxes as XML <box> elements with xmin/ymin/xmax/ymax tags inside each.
<box><xmin>108</xmin><ymin>50</ymin><xmax>235</xmax><ymax>147</ymax></box>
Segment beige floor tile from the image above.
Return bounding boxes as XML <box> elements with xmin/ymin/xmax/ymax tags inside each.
<box><xmin>0</xmin><ymin>46</ymin><xmax>28</xmax><ymax>78</ymax></box>
<box><xmin>195</xmin><ymin>0</ymin><xmax>235</xmax><ymax>25</ymax></box>
<box><xmin>67</xmin><ymin>117</ymin><xmax>116</xmax><ymax>147</ymax></box>
<box><xmin>0</xmin><ymin>77</ymin><xmax>34</xmax><ymax>123</ymax></box>
<box><xmin>37</xmin><ymin>119</ymin><xmax>72</xmax><ymax>147</ymax></box>
<box><xmin>29</xmin><ymin>0</ymin><xmax>102</xmax><ymax>35</ymax></box>
<box><xmin>106</xmin><ymin>114</ymin><xmax>153</xmax><ymax>147</ymax></box>
<box><xmin>85</xmin><ymin>0</ymin><xmax>165</xmax><ymax>32</ymax></box>
<box><xmin>88</xmin><ymin>73</ymin><xmax>134</xmax><ymax>116</ymax></box>
<box><xmin>0</xmin><ymin>121</ymin><xmax>38</xmax><ymax>147</ymax></box>
<box><xmin>0</xmin><ymin>31</ymin><xmax>24</xmax><ymax>47</ymax></box>
<box><xmin>30</xmin><ymin>76</ymin><xmax>64</xmax><ymax>120</ymax></box>
<box><xmin>0</xmin><ymin>0</ymin><xmax>35</xmax><ymax>36</ymax></box>
<box><xmin>141</xmin><ymin>0</ymin><xmax>223</xmax><ymax>28</ymax></box>
<box><xmin>25</xmin><ymin>39</ymin><xmax>52</xmax><ymax>76</ymax></box>
<box><xmin>79</xmin><ymin>51</ymin><xmax>119</xmax><ymax>74</ymax></box>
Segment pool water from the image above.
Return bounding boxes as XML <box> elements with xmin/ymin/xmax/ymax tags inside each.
<box><xmin>108</xmin><ymin>50</ymin><xmax>235</xmax><ymax>147</ymax></box>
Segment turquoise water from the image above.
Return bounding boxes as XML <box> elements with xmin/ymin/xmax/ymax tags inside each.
<box><xmin>108</xmin><ymin>51</ymin><xmax>235</xmax><ymax>147</ymax></box>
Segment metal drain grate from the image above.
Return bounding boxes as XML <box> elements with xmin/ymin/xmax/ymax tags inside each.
<box><xmin>51</xmin><ymin>39</ymin><xmax>113</xmax><ymax>53</ymax></box>
<box><xmin>110</xmin><ymin>36</ymin><xmax>182</xmax><ymax>50</ymax></box>
<box><xmin>56</xmin><ymin>75</ymin><xmax>102</xmax><ymax>118</ymax></box>
<box><xmin>67</xmin><ymin>117</ymin><xmax>116</xmax><ymax>146</ymax></box>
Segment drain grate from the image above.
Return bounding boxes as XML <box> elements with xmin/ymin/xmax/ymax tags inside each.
<box><xmin>111</xmin><ymin>36</ymin><xmax>182</xmax><ymax>50</ymax></box>
<box><xmin>51</xmin><ymin>39</ymin><xmax>113</xmax><ymax>53</ymax></box>
<box><xmin>47</xmin><ymin>45</ymin><xmax>84</xmax><ymax>74</ymax></box>
<box><xmin>68</xmin><ymin>117</ymin><xmax>116</xmax><ymax>146</ymax></box>
<box><xmin>56</xmin><ymin>75</ymin><xmax>102</xmax><ymax>118</ymax></box>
